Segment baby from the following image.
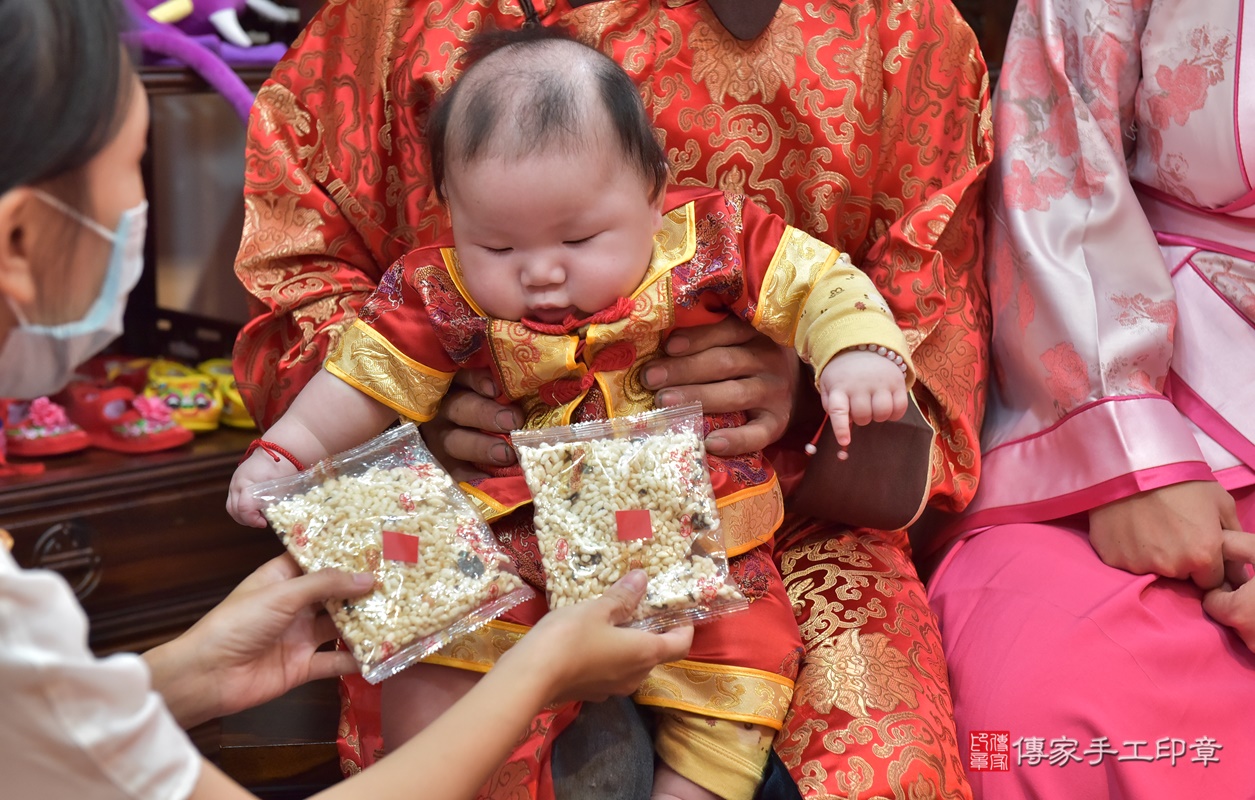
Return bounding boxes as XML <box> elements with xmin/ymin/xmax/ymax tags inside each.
<box><xmin>229</xmin><ymin>28</ymin><xmax>912</xmax><ymax>800</ymax></box>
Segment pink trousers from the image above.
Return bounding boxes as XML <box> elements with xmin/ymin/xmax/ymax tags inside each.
<box><xmin>928</xmin><ymin>487</ymin><xmax>1255</xmax><ymax>798</ymax></box>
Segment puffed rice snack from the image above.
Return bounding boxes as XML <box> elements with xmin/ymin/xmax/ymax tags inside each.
<box><xmin>513</xmin><ymin>404</ymin><xmax>746</xmax><ymax>630</ymax></box>
<box><xmin>252</xmin><ymin>424</ymin><xmax>534</xmax><ymax>683</ymax></box>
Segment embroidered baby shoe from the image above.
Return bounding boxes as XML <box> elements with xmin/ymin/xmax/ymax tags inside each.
<box><xmin>59</xmin><ymin>381</ymin><xmax>194</xmax><ymax>454</ymax></box>
<box><xmin>3</xmin><ymin>396</ymin><xmax>91</xmax><ymax>457</ymax></box>
<box><xmin>197</xmin><ymin>358</ymin><xmax>256</xmax><ymax>429</ymax></box>
<box><xmin>0</xmin><ymin>413</ymin><xmax>45</xmax><ymax>478</ymax></box>
<box><xmin>143</xmin><ymin>359</ymin><xmax>223</xmax><ymax>432</ymax></box>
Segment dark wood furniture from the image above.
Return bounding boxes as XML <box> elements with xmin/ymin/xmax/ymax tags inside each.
<box><xmin>3</xmin><ymin>429</ymin><xmax>276</xmax><ymax>655</ymax></box>
<box><xmin>2</xmin><ymin>428</ymin><xmax>343</xmax><ymax>798</ymax></box>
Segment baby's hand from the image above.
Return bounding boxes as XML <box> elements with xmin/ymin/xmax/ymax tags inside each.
<box><xmin>228</xmin><ymin>451</ymin><xmax>298</xmax><ymax>528</ymax></box>
<box><xmin>817</xmin><ymin>349</ymin><xmax>909</xmax><ymax>448</ymax></box>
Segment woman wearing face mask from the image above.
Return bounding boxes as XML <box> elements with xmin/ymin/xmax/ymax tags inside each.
<box><xmin>0</xmin><ymin>2</ymin><xmax>692</xmax><ymax>798</ymax></box>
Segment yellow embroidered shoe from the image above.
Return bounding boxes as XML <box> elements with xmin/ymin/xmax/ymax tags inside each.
<box><xmin>197</xmin><ymin>358</ymin><xmax>256</xmax><ymax>430</ymax></box>
<box><xmin>143</xmin><ymin>359</ymin><xmax>223</xmax><ymax>432</ymax></box>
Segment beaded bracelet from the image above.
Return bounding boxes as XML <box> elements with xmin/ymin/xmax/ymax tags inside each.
<box><xmin>804</xmin><ymin>344</ymin><xmax>909</xmax><ymax>457</ymax></box>
<box><xmin>853</xmin><ymin>343</ymin><xmax>908</xmax><ymax>373</ymax></box>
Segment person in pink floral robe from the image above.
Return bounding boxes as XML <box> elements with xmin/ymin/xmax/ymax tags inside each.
<box><xmin>925</xmin><ymin>0</ymin><xmax>1255</xmax><ymax>796</ymax></box>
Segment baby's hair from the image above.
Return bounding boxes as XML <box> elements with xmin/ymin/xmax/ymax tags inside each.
<box><xmin>426</xmin><ymin>26</ymin><xmax>668</xmax><ymax>202</ymax></box>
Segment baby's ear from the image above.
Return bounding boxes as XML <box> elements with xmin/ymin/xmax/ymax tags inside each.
<box><xmin>649</xmin><ymin>189</ymin><xmax>667</xmax><ymax>230</ymax></box>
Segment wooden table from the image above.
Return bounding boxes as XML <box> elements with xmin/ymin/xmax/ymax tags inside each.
<box><xmin>2</xmin><ymin>429</ymin><xmax>342</xmax><ymax>797</ymax></box>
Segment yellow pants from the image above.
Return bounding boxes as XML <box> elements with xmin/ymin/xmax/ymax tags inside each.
<box><xmin>654</xmin><ymin>709</ymin><xmax>776</xmax><ymax>800</ymax></box>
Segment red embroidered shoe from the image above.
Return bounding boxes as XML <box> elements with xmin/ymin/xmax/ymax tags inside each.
<box><xmin>0</xmin><ymin>415</ymin><xmax>44</xmax><ymax>478</ymax></box>
<box><xmin>58</xmin><ymin>381</ymin><xmax>194</xmax><ymax>454</ymax></box>
<box><xmin>3</xmin><ymin>397</ymin><xmax>91</xmax><ymax>457</ymax></box>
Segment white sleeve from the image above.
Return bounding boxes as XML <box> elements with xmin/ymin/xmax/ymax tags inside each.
<box><xmin>0</xmin><ymin>549</ymin><xmax>202</xmax><ymax>799</ymax></box>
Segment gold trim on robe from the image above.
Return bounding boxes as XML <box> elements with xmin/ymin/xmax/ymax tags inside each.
<box><xmin>587</xmin><ymin>277</ymin><xmax>675</xmax><ymax>420</ymax></box>
<box><xmin>424</xmin><ymin>620</ymin><xmax>794</xmax><ymax>729</ymax></box>
<box><xmin>487</xmin><ymin>322</ymin><xmax>583</xmax><ymax>403</ymax></box>
<box><xmin>441</xmin><ymin>249</ymin><xmax>487</xmax><ymax>317</ymax></box>
<box><xmin>752</xmin><ymin>225</ymin><xmax>838</xmax><ymax>348</ymax></box>
<box><xmin>459</xmin><ymin>483</ymin><xmax>532</xmax><ymax>522</ymax></box>
<box><xmin>717</xmin><ymin>477</ymin><xmax>785</xmax><ymax>556</ymax></box>
<box><xmin>325</xmin><ymin>320</ymin><xmax>454</xmax><ymax>422</ymax></box>
<box><xmin>635</xmin><ymin>201</ymin><xmax>698</xmax><ymax>292</ymax></box>
<box><xmin>753</xmin><ymin>227</ymin><xmax>918</xmax><ymax>383</ymax></box>
<box><xmin>795</xmin><ymin>251</ymin><xmax>918</xmax><ymax>386</ymax></box>
<box><xmin>634</xmin><ymin>660</ymin><xmax>795</xmax><ymax>731</ymax></box>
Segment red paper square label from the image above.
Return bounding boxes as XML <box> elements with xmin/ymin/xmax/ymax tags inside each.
<box><xmin>615</xmin><ymin>509</ymin><xmax>653</xmax><ymax>541</ymax></box>
<box><xmin>382</xmin><ymin>530</ymin><xmax>420</xmax><ymax>563</ymax></box>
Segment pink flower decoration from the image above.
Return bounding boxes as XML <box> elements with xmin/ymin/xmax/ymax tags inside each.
<box><xmin>133</xmin><ymin>395</ymin><xmax>174</xmax><ymax>424</ymax></box>
<box><xmin>28</xmin><ymin>397</ymin><xmax>71</xmax><ymax>428</ymax></box>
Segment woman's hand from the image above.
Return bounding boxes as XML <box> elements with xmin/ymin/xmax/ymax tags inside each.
<box><xmin>506</xmin><ymin>571</ymin><xmax>694</xmax><ymax>705</ymax></box>
<box><xmin>1203</xmin><ymin>529</ymin><xmax>1255</xmax><ymax>652</ymax></box>
<box><xmin>145</xmin><ymin>555</ymin><xmax>373</xmax><ymax>728</ymax></box>
<box><xmin>1087</xmin><ymin>481</ymin><xmax>1241</xmax><ymax>589</ymax></box>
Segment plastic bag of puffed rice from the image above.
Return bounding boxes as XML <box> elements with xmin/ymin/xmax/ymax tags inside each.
<box><xmin>512</xmin><ymin>403</ymin><xmax>748</xmax><ymax>632</ymax></box>
<box><xmin>250</xmin><ymin>423</ymin><xmax>535</xmax><ymax>684</ymax></box>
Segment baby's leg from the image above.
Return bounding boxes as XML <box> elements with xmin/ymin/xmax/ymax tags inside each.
<box><xmin>652</xmin><ymin>763</ymin><xmax>722</xmax><ymax>800</ymax></box>
<box><xmin>644</xmin><ymin>549</ymin><xmax>801</xmax><ymax>799</ymax></box>
<box><xmin>380</xmin><ymin>663</ymin><xmax>480</xmax><ymax>752</ymax></box>
<box><xmin>651</xmin><ymin>710</ymin><xmax>777</xmax><ymax>800</ymax></box>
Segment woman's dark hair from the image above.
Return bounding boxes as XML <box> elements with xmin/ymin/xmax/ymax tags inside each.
<box><xmin>0</xmin><ymin>0</ymin><xmax>132</xmax><ymax>196</ymax></box>
<box><xmin>426</xmin><ymin>26</ymin><xmax>669</xmax><ymax>202</ymax></box>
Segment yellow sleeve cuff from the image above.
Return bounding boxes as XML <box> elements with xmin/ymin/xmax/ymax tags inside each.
<box><xmin>325</xmin><ymin>320</ymin><xmax>454</xmax><ymax>422</ymax></box>
<box><xmin>794</xmin><ymin>252</ymin><xmax>916</xmax><ymax>388</ymax></box>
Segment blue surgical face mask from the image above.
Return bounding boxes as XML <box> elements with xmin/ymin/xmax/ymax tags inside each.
<box><xmin>0</xmin><ymin>191</ymin><xmax>148</xmax><ymax>398</ymax></box>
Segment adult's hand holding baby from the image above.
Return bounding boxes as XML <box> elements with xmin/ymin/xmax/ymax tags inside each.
<box><xmin>421</xmin><ymin>371</ymin><xmax>523</xmax><ymax>482</ymax></box>
<box><xmin>640</xmin><ymin>316</ymin><xmax>799</xmax><ymax>456</ymax></box>
<box><xmin>428</xmin><ymin>317</ymin><xmax>801</xmax><ymax>474</ymax></box>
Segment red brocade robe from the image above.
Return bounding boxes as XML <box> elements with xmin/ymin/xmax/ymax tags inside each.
<box><xmin>234</xmin><ymin>1</ymin><xmax>991</xmax><ymax>797</ymax></box>
<box><xmin>322</xmin><ymin>186</ymin><xmax>917</xmax><ymax>787</ymax></box>
<box><xmin>327</xmin><ymin>186</ymin><xmax>914</xmax><ymax>555</ymax></box>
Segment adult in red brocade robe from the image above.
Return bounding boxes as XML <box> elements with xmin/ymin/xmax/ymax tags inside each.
<box><xmin>233</xmin><ymin>2</ymin><xmax>991</xmax><ymax>798</ymax></box>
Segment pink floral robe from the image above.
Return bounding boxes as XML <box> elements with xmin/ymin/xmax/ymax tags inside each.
<box><xmin>927</xmin><ymin>0</ymin><xmax>1255</xmax><ymax>796</ymax></box>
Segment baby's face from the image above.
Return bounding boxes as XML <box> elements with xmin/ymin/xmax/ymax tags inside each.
<box><xmin>444</xmin><ymin>143</ymin><xmax>663</xmax><ymax>323</ymax></box>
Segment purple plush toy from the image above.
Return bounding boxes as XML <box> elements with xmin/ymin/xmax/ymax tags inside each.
<box><xmin>123</xmin><ymin>0</ymin><xmax>299</xmax><ymax>124</ymax></box>
<box><xmin>147</xmin><ymin>0</ymin><xmax>300</xmax><ymax>48</ymax></box>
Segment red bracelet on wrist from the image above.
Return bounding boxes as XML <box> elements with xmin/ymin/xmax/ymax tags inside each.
<box><xmin>241</xmin><ymin>439</ymin><xmax>307</xmax><ymax>472</ymax></box>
